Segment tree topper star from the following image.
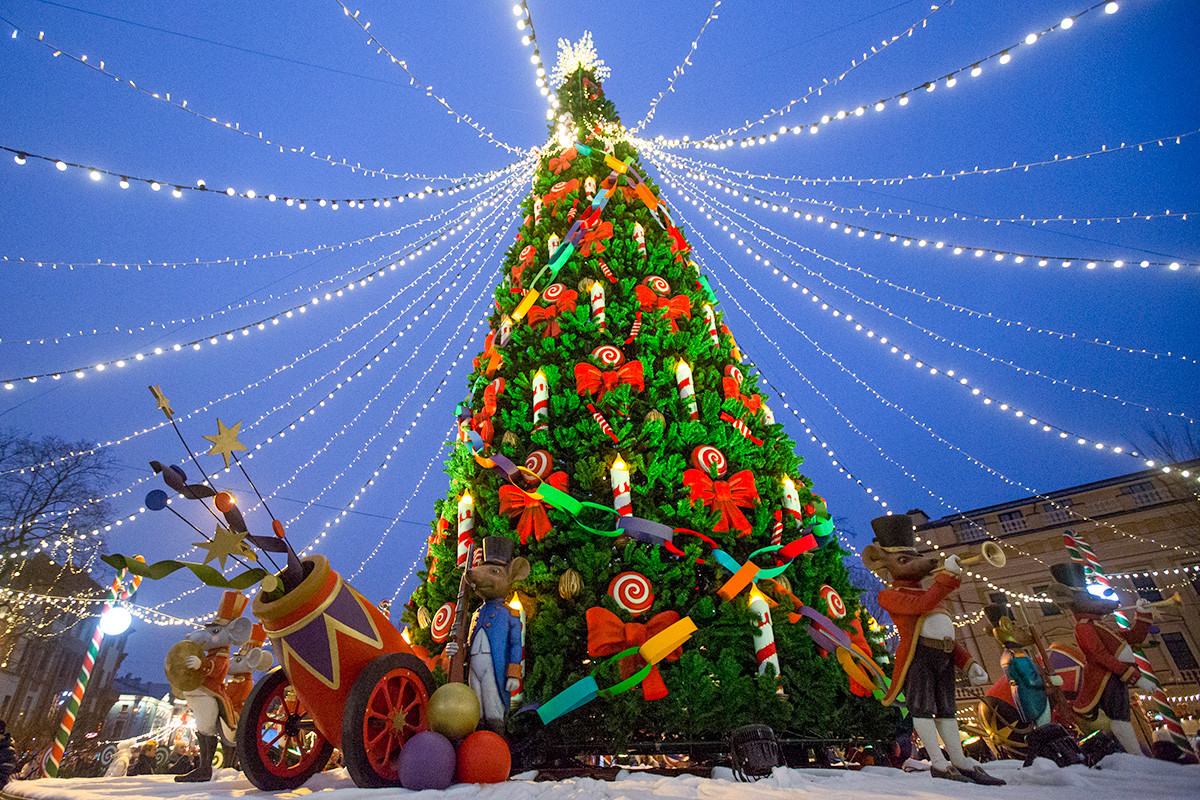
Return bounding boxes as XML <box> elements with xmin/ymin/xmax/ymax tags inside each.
<box><xmin>194</xmin><ymin>525</ymin><xmax>256</xmax><ymax>570</ymax></box>
<box><xmin>204</xmin><ymin>418</ymin><xmax>248</xmax><ymax>469</ymax></box>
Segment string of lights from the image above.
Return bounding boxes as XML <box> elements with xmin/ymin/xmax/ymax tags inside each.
<box><xmin>333</xmin><ymin>1</ymin><xmax>529</xmax><ymax>154</ymax></box>
<box><xmin>649</xmin><ymin>157</ymin><xmax>1198</xmax><ymax>364</ymax></box>
<box><xmin>108</xmin><ymin>182</ymin><xmax>523</xmax><ymax>584</ymax></box>
<box><xmin>680</xmin><ymin>204</ymin><xmax>1200</xmax><ymax>565</ymax></box>
<box><xmin>0</xmin><ymin>205</ymin><xmax>512</xmax><ymax>389</ymax></box>
<box><xmin>661</xmin><ymin>1</ymin><xmax>1125</xmax><ymax>150</ymax></box>
<box><xmin>663</xmin><ymin>172</ymin><xmax>1198</xmax><ymax>437</ymax></box>
<box><xmin>137</xmin><ymin>178</ymin><xmax>526</xmax><ymax>614</ymax></box>
<box><xmin>692</xmin><ymin>223</ymin><xmax>1061</xmax><ymax>580</ymax></box>
<box><xmin>700</xmin><ymin>0</ymin><xmax>953</xmax><ymax>141</ymax></box>
<box><xmin>3</xmin><ymin>143</ymin><xmax>533</xmax><ymax>210</ymax></box>
<box><xmin>1</xmin><ymin>20</ymin><xmax>528</xmax><ymax>183</ymax></box>
<box><xmin>0</xmin><ymin>169</ymin><xmax>517</xmax><ymax>277</ymax></box>
<box><xmin>510</xmin><ymin>2</ymin><xmax>553</xmax><ymax>112</ymax></box>
<box><xmin>0</xmin><ymin>189</ymin><xmax>522</xmax><ymax>550</ymax></box>
<box><xmin>650</xmin><ymin>128</ymin><xmax>1199</xmax><ymax>191</ymax></box>
<box><xmin>652</xmin><ymin>160</ymin><xmax>1197</xmax><ymax>272</ymax></box>
<box><xmin>263</xmin><ymin>221</ymin><xmax>512</xmax><ymax>533</ymax></box>
<box><xmin>628</xmin><ymin>0</ymin><xmax>723</xmax><ymax>134</ymax></box>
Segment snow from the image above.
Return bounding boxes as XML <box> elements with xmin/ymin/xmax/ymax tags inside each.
<box><xmin>3</xmin><ymin>755</ymin><xmax>1195</xmax><ymax>800</ymax></box>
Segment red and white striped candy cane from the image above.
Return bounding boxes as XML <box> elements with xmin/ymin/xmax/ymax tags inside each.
<box><xmin>721</xmin><ymin>412</ymin><xmax>764</xmax><ymax>445</ymax></box>
<box><xmin>598</xmin><ymin>259</ymin><xmax>617</xmax><ymax>283</ymax></box>
<box><xmin>634</xmin><ymin>222</ymin><xmax>646</xmax><ymax>259</ymax></box>
<box><xmin>587</xmin><ymin>403</ymin><xmax>619</xmax><ymax>443</ymax></box>
<box><xmin>675</xmin><ymin>360</ymin><xmax>699</xmax><ymax>420</ymax></box>
<box><xmin>623</xmin><ymin>311</ymin><xmax>643</xmax><ymax>345</ymax></box>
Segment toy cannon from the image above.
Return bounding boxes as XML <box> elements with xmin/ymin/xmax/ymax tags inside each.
<box><xmin>235</xmin><ymin>555</ymin><xmax>435</xmax><ymax>790</ymax></box>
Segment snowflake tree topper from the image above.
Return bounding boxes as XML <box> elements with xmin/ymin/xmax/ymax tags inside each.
<box><xmin>551</xmin><ymin>31</ymin><xmax>611</xmax><ymax>88</ymax></box>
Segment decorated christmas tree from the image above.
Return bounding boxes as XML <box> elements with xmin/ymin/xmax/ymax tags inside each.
<box><xmin>404</xmin><ymin>36</ymin><xmax>894</xmax><ymax>751</ymax></box>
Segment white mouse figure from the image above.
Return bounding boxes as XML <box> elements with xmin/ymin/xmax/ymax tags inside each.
<box><xmin>225</xmin><ymin>622</ymin><xmax>274</xmax><ymax>718</ymax></box>
<box><xmin>176</xmin><ymin>591</ymin><xmax>252</xmax><ymax>782</ymax></box>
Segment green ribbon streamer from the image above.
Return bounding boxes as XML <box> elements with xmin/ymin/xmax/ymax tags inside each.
<box><xmin>102</xmin><ymin>553</ymin><xmax>269</xmax><ymax>591</ymax></box>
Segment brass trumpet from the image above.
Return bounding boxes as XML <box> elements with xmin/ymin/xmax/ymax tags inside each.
<box><xmin>1117</xmin><ymin>591</ymin><xmax>1182</xmax><ymax>613</ymax></box>
<box><xmin>953</xmin><ymin>541</ymin><xmax>1007</xmax><ymax>569</ymax></box>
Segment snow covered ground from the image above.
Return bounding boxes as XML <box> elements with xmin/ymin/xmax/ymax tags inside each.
<box><xmin>3</xmin><ymin>755</ymin><xmax>1196</xmax><ymax>800</ymax></box>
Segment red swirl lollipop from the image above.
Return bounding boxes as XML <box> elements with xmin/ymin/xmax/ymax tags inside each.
<box><xmin>641</xmin><ymin>275</ymin><xmax>670</xmax><ymax>296</ymax></box>
<box><xmin>819</xmin><ymin>584</ymin><xmax>846</xmax><ymax>619</ymax></box>
<box><xmin>524</xmin><ymin>449</ymin><xmax>554</xmax><ymax>480</ymax></box>
<box><xmin>608</xmin><ymin>571</ymin><xmax>654</xmax><ymax>616</ymax></box>
<box><xmin>542</xmin><ymin>283</ymin><xmax>568</xmax><ymax>303</ymax></box>
<box><xmin>591</xmin><ymin>345</ymin><xmax>625</xmax><ymax>367</ymax></box>
<box><xmin>689</xmin><ymin>445</ymin><xmax>728</xmax><ymax>478</ymax></box>
<box><xmin>430</xmin><ymin>601</ymin><xmax>456</xmax><ymax>642</ymax></box>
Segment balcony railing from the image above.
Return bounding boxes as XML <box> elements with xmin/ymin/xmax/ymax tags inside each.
<box><xmin>949</xmin><ymin>482</ymin><xmax>1191</xmax><ymax>544</ymax></box>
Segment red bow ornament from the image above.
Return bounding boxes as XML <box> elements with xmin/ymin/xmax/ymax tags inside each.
<box><xmin>577</xmin><ymin>219</ymin><xmax>613</xmax><ymax>257</ymax></box>
<box><xmin>525</xmin><ymin>291</ymin><xmax>578</xmax><ymax>338</ymax></box>
<box><xmin>633</xmin><ymin>285</ymin><xmax>692</xmax><ymax>332</ymax></box>
<box><xmin>473</xmin><ymin>332</ymin><xmax>504</xmax><ymax>376</ymax></box>
<box><xmin>667</xmin><ymin>226</ymin><xmax>690</xmax><ymax>262</ymax></box>
<box><xmin>498</xmin><ymin>471</ymin><xmax>568</xmax><ymax>544</ymax></box>
<box><xmin>548</xmin><ymin>147</ymin><xmax>577</xmax><ymax>175</ymax></box>
<box><xmin>682</xmin><ymin>468</ymin><xmax>759</xmax><ymax>534</ymax></box>
<box><xmin>542</xmin><ymin>178</ymin><xmax>579</xmax><ymax>209</ymax></box>
<box><xmin>574</xmin><ymin>361</ymin><xmax>644</xmax><ymax>402</ymax></box>
<box><xmin>722</xmin><ymin>375</ymin><xmax>762</xmax><ymax>416</ymax></box>
<box><xmin>586</xmin><ymin>607</ymin><xmax>682</xmax><ymax>700</ymax></box>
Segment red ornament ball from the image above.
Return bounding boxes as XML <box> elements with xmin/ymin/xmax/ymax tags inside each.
<box><xmin>214</xmin><ymin>492</ymin><xmax>234</xmax><ymax>513</ymax></box>
<box><xmin>455</xmin><ymin>730</ymin><xmax>510</xmax><ymax>784</ymax></box>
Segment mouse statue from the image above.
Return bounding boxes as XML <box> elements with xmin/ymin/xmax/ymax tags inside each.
<box><xmin>176</xmin><ymin>590</ymin><xmax>253</xmax><ymax>782</ymax></box>
<box><xmin>225</xmin><ymin>623</ymin><xmax>274</xmax><ymax>719</ymax></box>
<box><xmin>1046</xmin><ymin>561</ymin><xmax>1155</xmax><ymax>756</ymax></box>
<box><xmin>862</xmin><ymin>515</ymin><xmax>1004</xmax><ymax>785</ymax></box>
<box><xmin>983</xmin><ymin>604</ymin><xmax>1080</xmax><ymax>766</ymax></box>
<box><xmin>444</xmin><ymin>536</ymin><xmax>529</xmax><ymax>733</ymax></box>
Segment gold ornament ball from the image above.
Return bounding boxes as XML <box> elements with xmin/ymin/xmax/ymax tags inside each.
<box><xmin>558</xmin><ymin>568</ymin><xmax>583</xmax><ymax>600</ymax></box>
<box><xmin>643</xmin><ymin>410</ymin><xmax>665</xmax><ymax>428</ymax></box>
<box><xmin>501</xmin><ymin>430</ymin><xmax>519</xmax><ymax>448</ymax></box>
<box><xmin>417</xmin><ymin>606</ymin><xmax>432</xmax><ymax>628</ymax></box>
<box><xmin>428</xmin><ymin>682</ymin><xmax>480</xmax><ymax>739</ymax></box>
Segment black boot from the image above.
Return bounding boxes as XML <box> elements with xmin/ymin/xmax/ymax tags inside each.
<box><xmin>175</xmin><ymin>733</ymin><xmax>216</xmax><ymax>782</ymax></box>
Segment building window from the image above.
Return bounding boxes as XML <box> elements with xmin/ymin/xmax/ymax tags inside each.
<box><xmin>1160</xmin><ymin>632</ymin><xmax>1199</xmax><ymax>673</ymax></box>
<box><xmin>997</xmin><ymin>510</ymin><xmax>1026</xmax><ymax>534</ymax></box>
<box><xmin>1043</xmin><ymin>499</ymin><xmax>1074</xmax><ymax>524</ymax></box>
<box><xmin>1130</xmin><ymin>575</ymin><xmax>1162</xmax><ymax>602</ymax></box>
<box><xmin>953</xmin><ymin>518</ymin><xmax>988</xmax><ymax>543</ymax></box>
<box><xmin>1033</xmin><ymin>585</ymin><xmax>1060</xmax><ymax>616</ymax></box>
<box><xmin>1123</xmin><ymin>480</ymin><xmax>1163</xmax><ymax>507</ymax></box>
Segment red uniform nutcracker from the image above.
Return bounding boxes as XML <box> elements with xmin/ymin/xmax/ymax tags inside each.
<box><xmin>863</xmin><ymin>515</ymin><xmax>1003</xmax><ymax>785</ymax></box>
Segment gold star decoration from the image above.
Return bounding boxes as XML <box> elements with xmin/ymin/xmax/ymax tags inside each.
<box><xmin>149</xmin><ymin>385</ymin><xmax>174</xmax><ymax>420</ymax></box>
<box><xmin>194</xmin><ymin>525</ymin><xmax>257</xmax><ymax>570</ymax></box>
<box><xmin>203</xmin><ymin>418</ymin><xmax>248</xmax><ymax>469</ymax></box>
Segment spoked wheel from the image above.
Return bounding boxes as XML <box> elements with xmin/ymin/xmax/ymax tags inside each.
<box><xmin>236</xmin><ymin>667</ymin><xmax>333</xmax><ymax>791</ymax></box>
<box><xmin>341</xmin><ymin>652</ymin><xmax>435</xmax><ymax>787</ymax></box>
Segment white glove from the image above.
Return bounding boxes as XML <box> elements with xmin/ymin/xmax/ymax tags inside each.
<box><xmin>506</xmin><ymin>677</ymin><xmax>520</xmax><ymax>695</ymax></box>
<box><xmin>1049</xmin><ymin>674</ymin><xmax>1064</xmax><ymax>686</ymax></box>
<box><xmin>967</xmin><ymin>662</ymin><xmax>989</xmax><ymax>685</ymax></box>
<box><xmin>443</xmin><ymin>641</ymin><xmax>459</xmax><ymax>658</ymax></box>
<box><xmin>942</xmin><ymin>554</ymin><xmax>962</xmax><ymax>575</ymax></box>
<box><xmin>1135</xmin><ymin>675</ymin><xmax>1156</xmax><ymax>693</ymax></box>
<box><xmin>185</xmin><ymin>655</ymin><xmax>202</xmax><ymax>670</ymax></box>
<box><xmin>1134</xmin><ymin>598</ymin><xmax>1154</xmax><ymax>616</ymax></box>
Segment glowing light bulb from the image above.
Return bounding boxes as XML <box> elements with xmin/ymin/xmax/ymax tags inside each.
<box><xmin>89</xmin><ymin>169</ymin><xmax>101</xmax><ymax>181</ymax></box>
<box><xmin>1061</xmin><ymin>17</ymin><xmax>1074</xmax><ymax>28</ymax></box>
<box><xmin>55</xmin><ymin>160</ymin><xmax>67</xmax><ymax>171</ymax></box>
<box><xmin>999</xmin><ymin>52</ymin><xmax>1011</xmax><ymax>64</ymax></box>
<box><xmin>971</xmin><ymin>64</ymin><xmax>982</xmax><ymax>77</ymax></box>
<box><xmin>1105</xmin><ymin>2</ymin><xmax>1118</xmax><ymax>13</ymax></box>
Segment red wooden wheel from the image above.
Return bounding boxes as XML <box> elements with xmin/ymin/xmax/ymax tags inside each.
<box><xmin>341</xmin><ymin>652</ymin><xmax>435</xmax><ymax>787</ymax></box>
<box><xmin>236</xmin><ymin>667</ymin><xmax>333</xmax><ymax>791</ymax></box>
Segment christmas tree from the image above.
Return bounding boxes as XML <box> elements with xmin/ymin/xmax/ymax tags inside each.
<box><xmin>404</xmin><ymin>35</ymin><xmax>894</xmax><ymax>751</ymax></box>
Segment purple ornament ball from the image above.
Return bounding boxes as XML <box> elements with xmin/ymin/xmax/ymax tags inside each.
<box><xmin>397</xmin><ymin>731</ymin><xmax>456</xmax><ymax>790</ymax></box>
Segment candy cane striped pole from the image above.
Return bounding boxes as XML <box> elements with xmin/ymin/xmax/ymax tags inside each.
<box><xmin>702</xmin><ymin>304</ymin><xmax>719</xmax><ymax>349</ymax></box>
<box><xmin>45</xmin><ymin>559</ymin><xmax>144</xmax><ymax>777</ymax></box>
<box><xmin>1063</xmin><ymin>532</ymin><xmax>1190</xmax><ymax>758</ymax></box>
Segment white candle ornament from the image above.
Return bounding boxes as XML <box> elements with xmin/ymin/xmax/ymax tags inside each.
<box><xmin>749</xmin><ymin>587</ymin><xmax>784</xmax><ymax>693</ymax></box>
<box><xmin>675</xmin><ymin>360</ymin><xmax>699</xmax><ymax>420</ymax></box>
<box><xmin>610</xmin><ymin>456</ymin><xmax>633</xmax><ymax>517</ymax></box>
<box><xmin>456</xmin><ymin>492</ymin><xmax>474</xmax><ymax>567</ymax></box>
<box><xmin>532</xmin><ymin>369</ymin><xmax>549</xmax><ymax>432</ymax></box>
